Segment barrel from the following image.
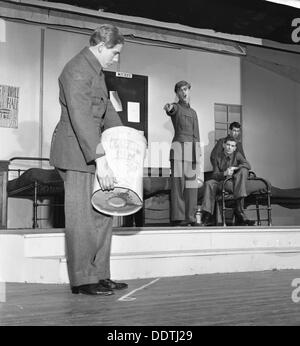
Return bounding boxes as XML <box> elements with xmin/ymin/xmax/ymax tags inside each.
<box><xmin>91</xmin><ymin>126</ymin><xmax>147</xmax><ymax>216</ymax></box>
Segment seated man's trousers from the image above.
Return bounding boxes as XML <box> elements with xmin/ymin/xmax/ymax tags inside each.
<box><xmin>202</xmin><ymin>167</ymin><xmax>248</xmax><ymax>215</ymax></box>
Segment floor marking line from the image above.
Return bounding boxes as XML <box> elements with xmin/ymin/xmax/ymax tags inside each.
<box><xmin>118</xmin><ymin>278</ymin><xmax>160</xmax><ymax>301</ymax></box>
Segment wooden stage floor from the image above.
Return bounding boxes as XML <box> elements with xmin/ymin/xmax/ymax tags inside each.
<box><xmin>1</xmin><ymin>269</ymin><xmax>300</xmax><ymax>326</ymax></box>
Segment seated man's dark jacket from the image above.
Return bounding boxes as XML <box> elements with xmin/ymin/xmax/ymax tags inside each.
<box><xmin>210</xmin><ymin>138</ymin><xmax>245</xmax><ymax>165</ymax></box>
<box><xmin>211</xmin><ymin>150</ymin><xmax>251</xmax><ymax>181</ymax></box>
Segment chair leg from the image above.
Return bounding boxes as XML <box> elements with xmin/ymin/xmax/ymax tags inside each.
<box><xmin>221</xmin><ymin>195</ymin><xmax>226</xmax><ymax>226</ymax></box>
<box><xmin>267</xmin><ymin>192</ymin><xmax>272</xmax><ymax>226</ymax></box>
<box><xmin>33</xmin><ymin>181</ymin><xmax>38</xmax><ymax>228</ymax></box>
<box><xmin>255</xmin><ymin>198</ymin><xmax>261</xmax><ymax>226</ymax></box>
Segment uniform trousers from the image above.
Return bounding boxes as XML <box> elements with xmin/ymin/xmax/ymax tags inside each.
<box><xmin>59</xmin><ymin>170</ymin><xmax>113</xmax><ymax>287</ymax></box>
<box><xmin>170</xmin><ymin>159</ymin><xmax>198</xmax><ymax>223</ymax></box>
<box><xmin>202</xmin><ymin>167</ymin><xmax>248</xmax><ymax>215</ymax></box>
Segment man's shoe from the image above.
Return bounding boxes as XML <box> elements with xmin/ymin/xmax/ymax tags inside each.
<box><xmin>201</xmin><ymin>211</ymin><xmax>215</xmax><ymax>226</ymax></box>
<box><xmin>235</xmin><ymin>198</ymin><xmax>255</xmax><ymax>226</ymax></box>
<box><xmin>234</xmin><ymin>210</ymin><xmax>255</xmax><ymax>226</ymax></box>
<box><xmin>71</xmin><ymin>283</ymin><xmax>114</xmax><ymax>295</ymax></box>
<box><xmin>243</xmin><ymin>218</ymin><xmax>256</xmax><ymax>226</ymax></box>
<box><xmin>202</xmin><ymin>220</ymin><xmax>215</xmax><ymax>226</ymax></box>
<box><xmin>189</xmin><ymin>221</ymin><xmax>202</xmax><ymax>226</ymax></box>
<box><xmin>171</xmin><ymin>220</ymin><xmax>190</xmax><ymax>227</ymax></box>
<box><xmin>98</xmin><ymin>279</ymin><xmax>128</xmax><ymax>290</ymax></box>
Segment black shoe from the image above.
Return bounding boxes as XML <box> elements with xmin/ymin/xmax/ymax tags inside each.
<box><xmin>98</xmin><ymin>279</ymin><xmax>128</xmax><ymax>290</ymax></box>
<box><xmin>242</xmin><ymin>218</ymin><xmax>256</xmax><ymax>226</ymax></box>
<box><xmin>201</xmin><ymin>211</ymin><xmax>215</xmax><ymax>226</ymax></box>
<box><xmin>234</xmin><ymin>210</ymin><xmax>255</xmax><ymax>226</ymax></box>
<box><xmin>71</xmin><ymin>283</ymin><xmax>114</xmax><ymax>295</ymax></box>
<box><xmin>189</xmin><ymin>221</ymin><xmax>202</xmax><ymax>226</ymax></box>
<box><xmin>171</xmin><ymin>220</ymin><xmax>190</xmax><ymax>226</ymax></box>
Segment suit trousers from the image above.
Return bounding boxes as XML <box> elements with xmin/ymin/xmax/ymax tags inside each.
<box><xmin>170</xmin><ymin>159</ymin><xmax>198</xmax><ymax>222</ymax></box>
<box><xmin>202</xmin><ymin>167</ymin><xmax>249</xmax><ymax>215</ymax></box>
<box><xmin>59</xmin><ymin>169</ymin><xmax>113</xmax><ymax>287</ymax></box>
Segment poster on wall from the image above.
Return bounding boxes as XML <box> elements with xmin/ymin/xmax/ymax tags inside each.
<box><xmin>0</xmin><ymin>84</ymin><xmax>19</xmax><ymax>128</ymax></box>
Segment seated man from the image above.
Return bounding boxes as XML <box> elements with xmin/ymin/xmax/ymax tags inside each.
<box><xmin>201</xmin><ymin>136</ymin><xmax>255</xmax><ymax>226</ymax></box>
<box><xmin>210</xmin><ymin>121</ymin><xmax>245</xmax><ymax>165</ymax></box>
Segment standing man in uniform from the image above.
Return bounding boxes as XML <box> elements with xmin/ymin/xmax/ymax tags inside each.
<box><xmin>50</xmin><ymin>24</ymin><xmax>128</xmax><ymax>295</ymax></box>
<box><xmin>164</xmin><ymin>80</ymin><xmax>201</xmax><ymax>226</ymax></box>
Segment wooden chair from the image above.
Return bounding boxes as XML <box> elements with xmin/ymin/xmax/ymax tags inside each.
<box><xmin>216</xmin><ymin>171</ymin><xmax>272</xmax><ymax>226</ymax></box>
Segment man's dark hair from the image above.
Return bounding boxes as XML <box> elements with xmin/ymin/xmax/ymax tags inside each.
<box><xmin>224</xmin><ymin>135</ymin><xmax>238</xmax><ymax>144</ymax></box>
<box><xmin>229</xmin><ymin>122</ymin><xmax>241</xmax><ymax>130</ymax></box>
<box><xmin>174</xmin><ymin>80</ymin><xmax>191</xmax><ymax>93</ymax></box>
<box><xmin>90</xmin><ymin>24</ymin><xmax>124</xmax><ymax>48</ymax></box>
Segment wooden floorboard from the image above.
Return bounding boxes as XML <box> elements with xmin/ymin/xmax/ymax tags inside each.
<box><xmin>1</xmin><ymin>269</ymin><xmax>300</xmax><ymax>325</ymax></box>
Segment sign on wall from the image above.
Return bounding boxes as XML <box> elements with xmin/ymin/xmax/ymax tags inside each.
<box><xmin>0</xmin><ymin>84</ymin><xmax>19</xmax><ymax>128</ymax></box>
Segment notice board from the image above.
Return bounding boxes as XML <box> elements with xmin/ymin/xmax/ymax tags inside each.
<box><xmin>104</xmin><ymin>71</ymin><xmax>148</xmax><ymax>140</ymax></box>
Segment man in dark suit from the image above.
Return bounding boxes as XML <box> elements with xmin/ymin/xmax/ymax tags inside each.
<box><xmin>50</xmin><ymin>24</ymin><xmax>128</xmax><ymax>295</ymax></box>
<box><xmin>202</xmin><ymin>136</ymin><xmax>255</xmax><ymax>226</ymax></box>
<box><xmin>164</xmin><ymin>81</ymin><xmax>201</xmax><ymax>226</ymax></box>
<box><xmin>210</xmin><ymin>121</ymin><xmax>245</xmax><ymax>165</ymax></box>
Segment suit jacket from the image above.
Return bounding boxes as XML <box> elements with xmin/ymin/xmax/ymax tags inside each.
<box><xmin>166</xmin><ymin>101</ymin><xmax>200</xmax><ymax>162</ymax></box>
<box><xmin>210</xmin><ymin>137</ymin><xmax>245</xmax><ymax>165</ymax></box>
<box><xmin>50</xmin><ymin>47</ymin><xmax>122</xmax><ymax>173</ymax></box>
<box><xmin>211</xmin><ymin>150</ymin><xmax>251</xmax><ymax>181</ymax></box>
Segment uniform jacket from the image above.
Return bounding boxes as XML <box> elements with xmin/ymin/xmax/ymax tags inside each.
<box><xmin>50</xmin><ymin>47</ymin><xmax>122</xmax><ymax>173</ymax></box>
<box><xmin>166</xmin><ymin>101</ymin><xmax>200</xmax><ymax>162</ymax></box>
<box><xmin>210</xmin><ymin>137</ymin><xmax>245</xmax><ymax>165</ymax></box>
<box><xmin>211</xmin><ymin>150</ymin><xmax>251</xmax><ymax>181</ymax></box>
